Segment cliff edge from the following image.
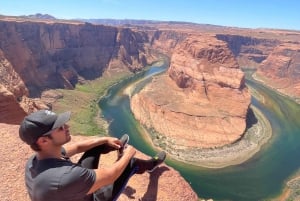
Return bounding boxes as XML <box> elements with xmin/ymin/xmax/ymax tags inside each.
<box><xmin>0</xmin><ymin>123</ymin><xmax>198</xmax><ymax>201</ymax></box>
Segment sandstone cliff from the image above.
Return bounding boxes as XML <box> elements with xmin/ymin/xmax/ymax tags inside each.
<box><xmin>148</xmin><ymin>30</ymin><xmax>188</xmax><ymax>55</ymax></box>
<box><xmin>0</xmin><ymin>19</ymin><xmax>157</xmax><ymax>122</ymax></box>
<box><xmin>131</xmin><ymin>35</ymin><xmax>251</xmax><ymax>150</ymax></box>
<box><xmin>0</xmin><ymin>49</ymin><xmax>29</xmax><ymax>123</ymax></box>
<box><xmin>0</xmin><ymin>20</ymin><xmax>151</xmax><ymax>98</ymax></box>
<box><xmin>216</xmin><ymin>34</ymin><xmax>279</xmax><ymax>68</ymax></box>
<box><xmin>256</xmin><ymin>42</ymin><xmax>300</xmax><ymax>99</ymax></box>
<box><xmin>215</xmin><ymin>32</ymin><xmax>300</xmax><ymax>102</ymax></box>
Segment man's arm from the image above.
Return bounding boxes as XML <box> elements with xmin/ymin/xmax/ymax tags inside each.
<box><xmin>64</xmin><ymin>136</ymin><xmax>121</xmax><ymax>157</ymax></box>
<box><xmin>87</xmin><ymin>145</ymin><xmax>136</xmax><ymax>194</ymax></box>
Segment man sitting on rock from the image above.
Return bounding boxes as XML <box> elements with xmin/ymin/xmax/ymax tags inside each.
<box><xmin>19</xmin><ymin>109</ymin><xmax>166</xmax><ymax>201</ymax></box>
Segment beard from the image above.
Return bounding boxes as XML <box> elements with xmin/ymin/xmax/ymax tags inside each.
<box><xmin>48</xmin><ymin>132</ymin><xmax>71</xmax><ymax>146</ymax></box>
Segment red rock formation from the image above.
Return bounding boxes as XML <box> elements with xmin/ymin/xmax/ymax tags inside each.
<box><xmin>256</xmin><ymin>42</ymin><xmax>300</xmax><ymax>99</ymax></box>
<box><xmin>131</xmin><ymin>35</ymin><xmax>251</xmax><ymax>149</ymax></box>
<box><xmin>149</xmin><ymin>30</ymin><xmax>188</xmax><ymax>55</ymax></box>
<box><xmin>0</xmin><ymin>46</ymin><xmax>50</xmax><ymax>123</ymax></box>
<box><xmin>0</xmin><ymin>50</ymin><xmax>27</xmax><ymax>96</ymax></box>
<box><xmin>0</xmin><ymin>50</ymin><xmax>27</xmax><ymax>123</ymax></box>
<box><xmin>216</xmin><ymin>34</ymin><xmax>279</xmax><ymax>68</ymax></box>
<box><xmin>0</xmin><ymin>85</ymin><xmax>26</xmax><ymax>124</ymax></box>
<box><xmin>0</xmin><ymin>20</ymin><xmax>153</xmax><ymax>97</ymax></box>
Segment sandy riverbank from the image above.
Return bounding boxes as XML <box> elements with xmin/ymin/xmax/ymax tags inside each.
<box><xmin>252</xmin><ymin>73</ymin><xmax>300</xmax><ymax>104</ymax></box>
<box><xmin>145</xmin><ymin>105</ymin><xmax>272</xmax><ymax>168</ymax></box>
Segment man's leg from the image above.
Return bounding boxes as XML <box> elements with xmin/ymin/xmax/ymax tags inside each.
<box><xmin>93</xmin><ymin>157</ymin><xmax>137</xmax><ymax>201</ymax></box>
<box><xmin>77</xmin><ymin>144</ymin><xmax>116</xmax><ymax>169</ymax></box>
<box><xmin>77</xmin><ymin>134</ymin><xmax>129</xmax><ymax>169</ymax></box>
<box><xmin>94</xmin><ymin>152</ymin><xmax>166</xmax><ymax>201</ymax></box>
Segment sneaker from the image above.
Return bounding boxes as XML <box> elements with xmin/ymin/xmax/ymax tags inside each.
<box><xmin>118</xmin><ymin>134</ymin><xmax>129</xmax><ymax>157</ymax></box>
<box><xmin>147</xmin><ymin>151</ymin><xmax>167</xmax><ymax>172</ymax></box>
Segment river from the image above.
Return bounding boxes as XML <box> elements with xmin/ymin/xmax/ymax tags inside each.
<box><xmin>99</xmin><ymin>64</ymin><xmax>300</xmax><ymax>201</ymax></box>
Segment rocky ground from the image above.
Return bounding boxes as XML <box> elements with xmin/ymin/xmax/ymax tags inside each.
<box><xmin>0</xmin><ymin>123</ymin><xmax>199</xmax><ymax>201</ymax></box>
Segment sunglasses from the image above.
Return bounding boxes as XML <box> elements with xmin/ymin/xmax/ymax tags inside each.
<box><xmin>43</xmin><ymin>124</ymin><xmax>67</xmax><ymax>136</ymax></box>
<box><xmin>58</xmin><ymin>124</ymin><xmax>67</xmax><ymax>131</ymax></box>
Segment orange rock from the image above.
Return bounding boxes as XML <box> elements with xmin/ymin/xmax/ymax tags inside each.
<box><xmin>256</xmin><ymin>42</ymin><xmax>300</xmax><ymax>98</ymax></box>
<box><xmin>131</xmin><ymin>35</ymin><xmax>251</xmax><ymax>149</ymax></box>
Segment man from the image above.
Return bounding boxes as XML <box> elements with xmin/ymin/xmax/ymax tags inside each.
<box><xmin>19</xmin><ymin>110</ymin><xmax>166</xmax><ymax>201</ymax></box>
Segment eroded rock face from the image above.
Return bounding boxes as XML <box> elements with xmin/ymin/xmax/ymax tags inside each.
<box><xmin>149</xmin><ymin>30</ymin><xmax>188</xmax><ymax>55</ymax></box>
<box><xmin>0</xmin><ymin>85</ymin><xmax>26</xmax><ymax>124</ymax></box>
<box><xmin>0</xmin><ymin>20</ymin><xmax>152</xmax><ymax>97</ymax></box>
<box><xmin>0</xmin><ymin>50</ymin><xmax>29</xmax><ymax>123</ymax></box>
<box><xmin>256</xmin><ymin>42</ymin><xmax>300</xmax><ymax>99</ymax></box>
<box><xmin>0</xmin><ymin>47</ymin><xmax>51</xmax><ymax>123</ymax></box>
<box><xmin>131</xmin><ymin>35</ymin><xmax>251</xmax><ymax>149</ymax></box>
<box><xmin>0</xmin><ymin>50</ymin><xmax>28</xmax><ymax>98</ymax></box>
<box><xmin>216</xmin><ymin>34</ymin><xmax>279</xmax><ymax>68</ymax></box>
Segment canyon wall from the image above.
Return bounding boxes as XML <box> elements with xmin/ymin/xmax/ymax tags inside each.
<box><xmin>0</xmin><ymin>20</ymin><xmax>156</xmax><ymax>122</ymax></box>
<box><xmin>0</xmin><ymin>20</ymin><xmax>151</xmax><ymax>98</ymax></box>
<box><xmin>0</xmin><ymin>19</ymin><xmax>188</xmax><ymax>125</ymax></box>
<box><xmin>0</xmin><ymin>49</ymin><xmax>30</xmax><ymax>123</ymax></box>
<box><xmin>1</xmin><ymin>18</ymin><xmax>300</xmax><ymax>147</ymax></box>
<box><xmin>256</xmin><ymin>42</ymin><xmax>300</xmax><ymax>99</ymax></box>
<box><xmin>148</xmin><ymin>30</ymin><xmax>188</xmax><ymax>55</ymax></box>
<box><xmin>131</xmin><ymin>34</ymin><xmax>251</xmax><ymax>149</ymax></box>
<box><xmin>216</xmin><ymin>34</ymin><xmax>279</xmax><ymax>68</ymax></box>
<box><xmin>216</xmin><ymin>33</ymin><xmax>300</xmax><ymax>101</ymax></box>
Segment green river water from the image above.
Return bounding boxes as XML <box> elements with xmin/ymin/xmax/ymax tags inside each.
<box><xmin>99</xmin><ymin>65</ymin><xmax>300</xmax><ymax>201</ymax></box>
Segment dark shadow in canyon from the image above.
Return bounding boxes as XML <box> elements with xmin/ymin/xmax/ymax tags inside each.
<box><xmin>246</xmin><ymin>107</ymin><xmax>258</xmax><ymax>129</ymax></box>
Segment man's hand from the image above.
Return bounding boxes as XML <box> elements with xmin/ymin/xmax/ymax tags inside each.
<box><xmin>65</xmin><ymin>136</ymin><xmax>121</xmax><ymax>157</ymax></box>
<box><xmin>106</xmin><ymin>137</ymin><xmax>122</xmax><ymax>149</ymax></box>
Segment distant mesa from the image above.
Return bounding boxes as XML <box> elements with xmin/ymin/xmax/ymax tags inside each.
<box><xmin>22</xmin><ymin>13</ymin><xmax>56</xmax><ymax>20</ymax></box>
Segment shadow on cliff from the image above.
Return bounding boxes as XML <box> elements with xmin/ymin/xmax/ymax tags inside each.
<box><xmin>123</xmin><ymin>166</ymin><xmax>170</xmax><ymax>201</ymax></box>
<box><xmin>246</xmin><ymin>107</ymin><xmax>258</xmax><ymax>129</ymax></box>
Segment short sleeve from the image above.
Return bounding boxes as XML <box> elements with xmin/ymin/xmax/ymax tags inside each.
<box><xmin>58</xmin><ymin>165</ymin><xmax>96</xmax><ymax>200</ymax></box>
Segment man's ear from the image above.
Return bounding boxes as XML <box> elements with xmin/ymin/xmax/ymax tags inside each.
<box><xmin>36</xmin><ymin>136</ymin><xmax>49</xmax><ymax>146</ymax></box>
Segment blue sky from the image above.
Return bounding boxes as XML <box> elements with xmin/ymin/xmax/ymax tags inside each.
<box><xmin>0</xmin><ymin>0</ymin><xmax>299</xmax><ymax>30</ymax></box>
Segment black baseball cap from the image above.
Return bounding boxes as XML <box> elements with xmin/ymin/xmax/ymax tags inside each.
<box><xmin>19</xmin><ymin>110</ymin><xmax>71</xmax><ymax>145</ymax></box>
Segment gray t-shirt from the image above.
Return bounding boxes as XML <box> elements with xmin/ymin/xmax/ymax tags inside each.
<box><xmin>25</xmin><ymin>151</ymin><xmax>96</xmax><ymax>201</ymax></box>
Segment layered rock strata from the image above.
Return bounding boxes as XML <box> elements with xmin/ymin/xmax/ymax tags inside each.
<box><xmin>216</xmin><ymin>34</ymin><xmax>279</xmax><ymax>68</ymax></box>
<box><xmin>216</xmin><ymin>33</ymin><xmax>300</xmax><ymax>102</ymax></box>
<box><xmin>0</xmin><ymin>20</ymin><xmax>151</xmax><ymax>97</ymax></box>
<box><xmin>0</xmin><ymin>50</ymin><xmax>32</xmax><ymax>123</ymax></box>
<box><xmin>255</xmin><ymin>42</ymin><xmax>300</xmax><ymax>99</ymax></box>
<box><xmin>131</xmin><ymin>35</ymin><xmax>251</xmax><ymax>149</ymax></box>
<box><xmin>0</xmin><ymin>19</ymin><xmax>155</xmax><ymax>123</ymax></box>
